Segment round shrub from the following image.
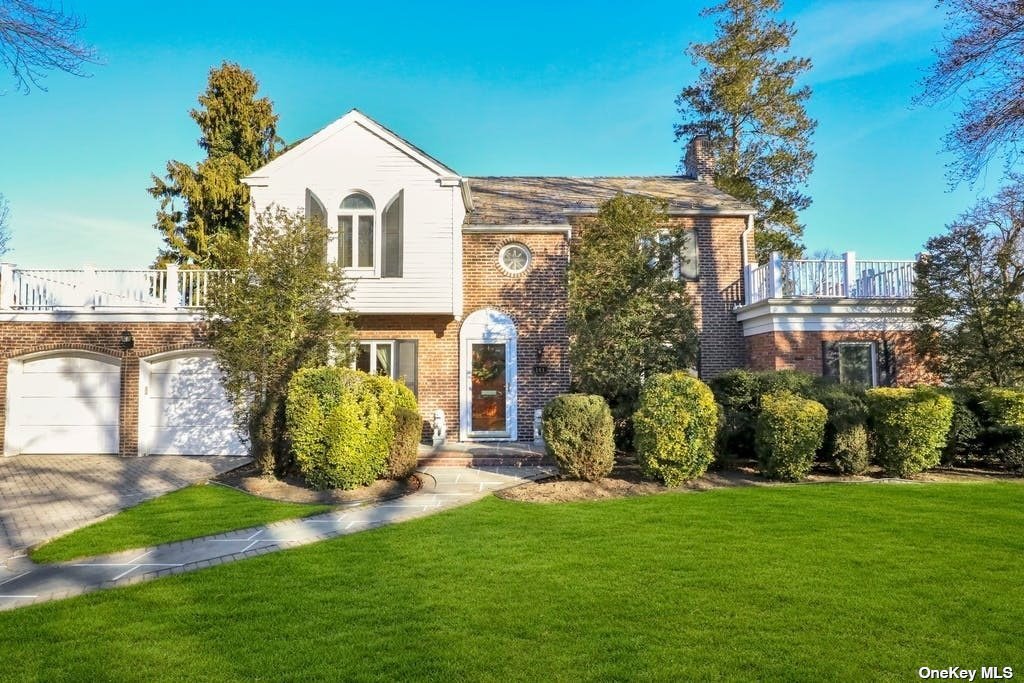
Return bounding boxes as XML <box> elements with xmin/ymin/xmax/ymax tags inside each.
<box><xmin>387</xmin><ymin>407</ymin><xmax>422</xmax><ymax>480</ymax></box>
<box><xmin>866</xmin><ymin>387</ymin><xmax>954</xmax><ymax>478</ymax></box>
<box><xmin>286</xmin><ymin>367</ymin><xmax>420</xmax><ymax>489</ymax></box>
<box><xmin>755</xmin><ymin>391</ymin><xmax>827</xmax><ymax>481</ymax></box>
<box><xmin>541</xmin><ymin>394</ymin><xmax>615</xmax><ymax>481</ymax></box>
<box><xmin>633</xmin><ymin>372</ymin><xmax>719</xmax><ymax>486</ymax></box>
<box><xmin>832</xmin><ymin>424</ymin><xmax>870</xmax><ymax>475</ymax></box>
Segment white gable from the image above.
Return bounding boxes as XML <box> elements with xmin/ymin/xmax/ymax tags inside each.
<box><xmin>243</xmin><ymin>110</ymin><xmax>466</xmax><ymax>317</ymax></box>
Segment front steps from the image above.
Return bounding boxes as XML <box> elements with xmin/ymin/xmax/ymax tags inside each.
<box><xmin>417</xmin><ymin>442</ymin><xmax>553</xmax><ymax>468</ymax></box>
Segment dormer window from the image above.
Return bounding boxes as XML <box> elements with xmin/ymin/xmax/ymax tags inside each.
<box><xmin>338</xmin><ymin>193</ymin><xmax>375</xmax><ymax>268</ymax></box>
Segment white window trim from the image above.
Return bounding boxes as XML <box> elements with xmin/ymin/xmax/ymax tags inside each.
<box><xmin>334</xmin><ymin>193</ymin><xmax>378</xmax><ymax>278</ymax></box>
<box><xmin>498</xmin><ymin>243</ymin><xmax>531</xmax><ymax>275</ymax></box>
<box><xmin>837</xmin><ymin>341</ymin><xmax>878</xmax><ymax>387</ymax></box>
<box><xmin>353</xmin><ymin>340</ymin><xmax>396</xmax><ymax>378</ymax></box>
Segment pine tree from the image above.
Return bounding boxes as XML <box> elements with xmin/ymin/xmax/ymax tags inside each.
<box><xmin>676</xmin><ymin>0</ymin><xmax>816</xmax><ymax>261</ymax></box>
<box><xmin>149</xmin><ymin>62</ymin><xmax>281</xmax><ymax>266</ymax></box>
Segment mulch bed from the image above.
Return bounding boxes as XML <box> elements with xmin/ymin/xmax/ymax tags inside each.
<box><xmin>213</xmin><ymin>462</ymin><xmax>420</xmax><ymax>505</ymax></box>
<box><xmin>496</xmin><ymin>463</ymin><xmax>1021</xmax><ymax>504</ymax></box>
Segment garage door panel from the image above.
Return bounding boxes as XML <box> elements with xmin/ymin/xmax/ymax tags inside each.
<box><xmin>18</xmin><ymin>396</ymin><xmax>120</xmax><ymax>425</ymax></box>
<box><xmin>142</xmin><ymin>354</ymin><xmax>245</xmax><ymax>456</ymax></box>
<box><xmin>14</xmin><ymin>427</ymin><xmax>119</xmax><ymax>454</ymax></box>
<box><xmin>23</xmin><ymin>356</ymin><xmax>121</xmax><ymax>375</ymax></box>
<box><xmin>18</xmin><ymin>372</ymin><xmax>120</xmax><ymax>399</ymax></box>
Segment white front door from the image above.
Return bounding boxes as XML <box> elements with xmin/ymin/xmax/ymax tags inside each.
<box><xmin>139</xmin><ymin>352</ymin><xmax>245</xmax><ymax>456</ymax></box>
<box><xmin>4</xmin><ymin>353</ymin><xmax>121</xmax><ymax>455</ymax></box>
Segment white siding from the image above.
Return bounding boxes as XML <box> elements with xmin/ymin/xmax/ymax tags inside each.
<box><xmin>248</xmin><ymin>119</ymin><xmax>464</xmax><ymax>315</ymax></box>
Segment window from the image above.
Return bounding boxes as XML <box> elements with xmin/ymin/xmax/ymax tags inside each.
<box><xmin>381</xmin><ymin>191</ymin><xmax>404</xmax><ymax>278</ymax></box>
<box><xmin>837</xmin><ymin>342</ymin><xmax>876</xmax><ymax>388</ymax></box>
<box><xmin>338</xmin><ymin>193</ymin><xmax>375</xmax><ymax>269</ymax></box>
<box><xmin>643</xmin><ymin>230</ymin><xmax>699</xmax><ymax>280</ymax></box>
<box><xmin>352</xmin><ymin>340</ymin><xmax>419</xmax><ymax>396</ymax></box>
<box><xmin>498</xmin><ymin>243</ymin><xmax>531</xmax><ymax>275</ymax></box>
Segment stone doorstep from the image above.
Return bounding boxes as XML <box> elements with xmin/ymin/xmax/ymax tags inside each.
<box><xmin>417</xmin><ymin>455</ymin><xmax>554</xmax><ymax>467</ymax></box>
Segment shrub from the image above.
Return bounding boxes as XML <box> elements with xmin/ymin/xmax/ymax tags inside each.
<box><xmin>286</xmin><ymin>367</ymin><xmax>420</xmax><ymax>489</ymax></box>
<box><xmin>541</xmin><ymin>394</ymin><xmax>615</xmax><ymax>481</ymax></box>
<box><xmin>942</xmin><ymin>388</ymin><xmax>984</xmax><ymax>466</ymax></box>
<box><xmin>832</xmin><ymin>424</ymin><xmax>871</xmax><ymax>475</ymax></box>
<box><xmin>978</xmin><ymin>388</ymin><xmax>1024</xmax><ymax>471</ymax></box>
<box><xmin>387</xmin><ymin>407</ymin><xmax>422</xmax><ymax>480</ymax></box>
<box><xmin>981</xmin><ymin>388</ymin><xmax>1024</xmax><ymax>427</ymax></box>
<box><xmin>866</xmin><ymin>387</ymin><xmax>954</xmax><ymax>477</ymax></box>
<box><xmin>807</xmin><ymin>381</ymin><xmax>868</xmax><ymax>469</ymax></box>
<box><xmin>633</xmin><ymin>372</ymin><xmax>719</xmax><ymax>486</ymax></box>
<box><xmin>755</xmin><ymin>391</ymin><xmax>827</xmax><ymax>481</ymax></box>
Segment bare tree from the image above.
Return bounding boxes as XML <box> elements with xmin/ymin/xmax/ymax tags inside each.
<box><xmin>0</xmin><ymin>0</ymin><xmax>98</xmax><ymax>94</ymax></box>
<box><xmin>0</xmin><ymin>193</ymin><xmax>10</xmax><ymax>256</ymax></box>
<box><xmin>919</xmin><ymin>0</ymin><xmax>1024</xmax><ymax>183</ymax></box>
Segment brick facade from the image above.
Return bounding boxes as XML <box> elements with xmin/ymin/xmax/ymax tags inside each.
<box><xmin>746</xmin><ymin>330</ymin><xmax>936</xmax><ymax>386</ymax></box>
<box><xmin>0</xmin><ymin>320</ymin><xmax>208</xmax><ymax>456</ymax></box>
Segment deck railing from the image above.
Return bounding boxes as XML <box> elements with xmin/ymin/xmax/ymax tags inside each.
<box><xmin>744</xmin><ymin>252</ymin><xmax>917</xmax><ymax>305</ymax></box>
<box><xmin>0</xmin><ymin>264</ymin><xmax>223</xmax><ymax>311</ymax></box>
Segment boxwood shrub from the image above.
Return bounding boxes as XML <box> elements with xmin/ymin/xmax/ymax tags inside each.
<box><xmin>807</xmin><ymin>382</ymin><xmax>869</xmax><ymax>473</ymax></box>
<box><xmin>979</xmin><ymin>388</ymin><xmax>1024</xmax><ymax>471</ymax></box>
<box><xmin>866</xmin><ymin>387</ymin><xmax>954</xmax><ymax>478</ymax></box>
<box><xmin>387</xmin><ymin>407</ymin><xmax>422</xmax><ymax>480</ymax></box>
<box><xmin>633</xmin><ymin>372</ymin><xmax>719</xmax><ymax>486</ymax></box>
<box><xmin>286</xmin><ymin>367</ymin><xmax>420</xmax><ymax>489</ymax></box>
<box><xmin>755</xmin><ymin>391</ymin><xmax>827</xmax><ymax>481</ymax></box>
<box><xmin>942</xmin><ymin>388</ymin><xmax>984</xmax><ymax>466</ymax></box>
<box><xmin>541</xmin><ymin>394</ymin><xmax>615</xmax><ymax>481</ymax></box>
<box><xmin>832</xmin><ymin>423</ymin><xmax>871</xmax><ymax>475</ymax></box>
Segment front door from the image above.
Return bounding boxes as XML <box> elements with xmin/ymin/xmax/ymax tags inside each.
<box><xmin>470</xmin><ymin>343</ymin><xmax>507</xmax><ymax>435</ymax></box>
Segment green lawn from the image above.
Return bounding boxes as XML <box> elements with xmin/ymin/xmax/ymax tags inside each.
<box><xmin>6</xmin><ymin>482</ymin><xmax>1023</xmax><ymax>681</ymax></box>
<box><xmin>29</xmin><ymin>484</ymin><xmax>331</xmax><ymax>563</ymax></box>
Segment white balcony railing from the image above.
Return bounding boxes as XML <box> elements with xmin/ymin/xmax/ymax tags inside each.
<box><xmin>0</xmin><ymin>264</ymin><xmax>221</xmax><ymax>311</ymax></box>
<box><xmin>744</xmin><ymin>252</ymin><xmax>916</xmax><ymax>305</ymax></box>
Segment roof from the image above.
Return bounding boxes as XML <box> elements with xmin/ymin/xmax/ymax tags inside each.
<box><xmin>463</xmin><ymin>176</ymin><xmax>755</xmax><ymax>225</ymax></box>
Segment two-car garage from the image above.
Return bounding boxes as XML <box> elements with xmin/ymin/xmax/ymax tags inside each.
<box><xmin>4</xmin><ymin>350</ymin><xmax>245</xmax><ymax>457</ymax></box>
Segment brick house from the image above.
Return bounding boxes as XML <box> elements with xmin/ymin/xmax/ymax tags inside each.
<box><xmin>0</xmin><ymin>110</ymin><xmax>924</xmax><ymax>457</ymax></box>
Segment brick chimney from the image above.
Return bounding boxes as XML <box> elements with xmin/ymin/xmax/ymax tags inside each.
<box><xmin>684</xmin><ymin>135</ymin><xmax>715</xmax><ymax>183</ymax></box>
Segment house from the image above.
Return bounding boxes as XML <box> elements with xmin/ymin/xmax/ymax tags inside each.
<box><xmin>0</xmin><ymin>110</ymin><xmax>926</xmax><ymax>457</ymax></box>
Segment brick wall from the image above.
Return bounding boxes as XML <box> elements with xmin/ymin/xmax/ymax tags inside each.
<box><xmin>746</xmin><ymin>330</ymin><xmax>936</xmax><ymax>386</ymax></box>
<box><xmin>0</xmin><ymin>320</ymin><xmax>208</xmax><ymax>455</ymax></box>
<box><xmin>568</xmin><ymin>214</ymin><xmax>749</xmax><ymax>379</ymax></box>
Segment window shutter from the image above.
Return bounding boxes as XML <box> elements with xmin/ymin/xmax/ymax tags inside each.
<box><xmin>395</xmin><ymin>339</ymin><xmax>418</xmax><ymax>397</ymax></box>
<box><xmin>822</xmin><ymin>340</ymin><xmax>840</xmax><ymax>379</ymax></box>
<box><xmin>878</xmin><ymin>340</ymin><xmax>897</xmax><ymax>386</ymax></box>
<box><xmin>382</xmin><ymin>191</ymin><xmax>404</xmax><ymax>278</ymax></box>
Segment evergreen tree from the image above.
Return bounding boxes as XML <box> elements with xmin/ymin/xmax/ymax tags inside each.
<box><xmin>149</xmin><ymin>62</ymin><xmax>281</xmax><ymax>266</ymax></box>
<box><xmin>676</xmin><ymin>0</ymin><xmax>816</xmax><ymax>261</ymax></box>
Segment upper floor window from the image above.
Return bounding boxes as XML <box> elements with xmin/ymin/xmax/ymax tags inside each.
<box><xmin>338</xmin><ymin>193</ymin><xmax>375</xmax><ymax>269</ymax></box>
<box><xmin>642</xmin><ymin>229</ymin><xmax>699</xmax><ymax>281</ymax></box>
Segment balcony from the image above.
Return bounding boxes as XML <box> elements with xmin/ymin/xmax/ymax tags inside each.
<box><xmin>744</xmin><ymin>252</ymin><xmax>916</xmax><ymax>306</ymax></box>
<box><xmin>0</xmin><ymin>264</ymin><xmax>219</xmax><ymax>311</ymax></box>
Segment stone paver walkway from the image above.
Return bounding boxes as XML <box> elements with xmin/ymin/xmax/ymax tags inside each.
<box><xmin>0</xmin><ymin>465</ymin><xmax>552</xmax><ymax>611</ymax></box>
<box><xmin>0</xmin><ymin>455</ymin><xmax>250</xmax><ymax>564</ymax></box>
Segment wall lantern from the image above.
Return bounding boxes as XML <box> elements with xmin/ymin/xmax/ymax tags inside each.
<box><xmin>119</xmin><ymin>330</ymin><xmax>135</xmax><ymax>351</ymax></box>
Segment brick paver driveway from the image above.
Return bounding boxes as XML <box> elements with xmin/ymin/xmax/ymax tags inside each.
<box><xmin>0</xmin><ymin>455</ymin><xmax>248</xmax><ymax>562</ymax></box>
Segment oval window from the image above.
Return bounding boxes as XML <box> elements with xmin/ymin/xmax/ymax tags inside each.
<box><xmin>498</xmin><ymin>243</ymin><xmax>531</xmax><ymax>275</ymax></box>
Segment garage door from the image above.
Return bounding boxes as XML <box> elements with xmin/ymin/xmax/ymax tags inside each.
<box><xmin>4</xmin><ymin>353</ymin><xmax>121</xmax><ymax>455</ymax></box>
<box><xmin>140</xmin><ymin>353</ymin><xmax>245</xmax><ymax>456</ymax></box>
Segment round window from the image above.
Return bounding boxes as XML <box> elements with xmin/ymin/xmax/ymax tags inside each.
<box><xmin>498</xmin><ymin>243</ymin><xmax>531</xmax><ymax>275</ymax></box>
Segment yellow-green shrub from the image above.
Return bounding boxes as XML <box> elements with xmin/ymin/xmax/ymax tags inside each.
<box><xmin>866</xmin><ymin>387</ymin><xmax>954</xmax><ymax>477</ymax></box>
<box><xmin>542</xmin><ymin>394</ymin><xmax>615</xmax><ymax>481</ymax></box>
<box><xmin>286</xmin><ymin>367</ymin><xmax>420</xmax><ymax>489</ymax></box>
<box><xmin>388</xmin><ymin>408</ymin><xmax>422</xmax><ymax>480</ymax></box>
<box><xmin>755</xmin><ymin>391</ymin><xmax>827</xmax><ymax>481</ymax></box>
<box><xmin>633</xmin><ymin>372</ymin><xmax>719</xmax><ymax>486</ymax></box>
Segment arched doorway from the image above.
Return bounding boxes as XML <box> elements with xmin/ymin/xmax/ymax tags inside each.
<box><xmin>459</xmin><ymin>309</ymin><xmax>518</xmax><ymax>441</ymax></box>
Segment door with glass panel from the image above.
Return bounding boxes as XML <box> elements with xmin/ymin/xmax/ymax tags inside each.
<box><xmin>470</xmin><ymin>342</ymin><xmax>508</xmax><ymax>436</ymax></box>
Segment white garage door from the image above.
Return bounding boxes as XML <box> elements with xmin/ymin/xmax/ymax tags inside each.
<box><xmin>140</xmin><ymin>353</ymin><xmax>245</xmax><ymax>456</ymax></box>
<box><xmin>5</xmin><ymin>353</ymin><xmax>121</xmax><ymax>455</ymax></box>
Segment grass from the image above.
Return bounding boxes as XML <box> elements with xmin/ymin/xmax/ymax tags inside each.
<box><xmin>29</xmin><ymin>484</ymin><xmax>331</xmax><ymax>563</ymax></box>
<box><xmin>4</xmin><ymin>482</ymin><xmax>1022</xmax><ymax>681</ymax></box>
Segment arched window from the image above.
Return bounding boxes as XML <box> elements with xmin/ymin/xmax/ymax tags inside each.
<box><xmin>338</xmin><ymin>192</ymin><xmax>375</xmax><ymax>268</ymax></box>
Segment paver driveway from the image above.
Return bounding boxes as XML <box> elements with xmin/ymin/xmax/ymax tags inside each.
<box><xmin>0</xmin><ymin>455</ymin><xmax>249</xmax><ymax>563</ymax></box>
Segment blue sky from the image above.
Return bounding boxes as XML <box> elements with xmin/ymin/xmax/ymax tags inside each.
<box><xmin>0</xmin><ymin>0</ymin><xmax>988</xmax><ymax>267</ymax></box>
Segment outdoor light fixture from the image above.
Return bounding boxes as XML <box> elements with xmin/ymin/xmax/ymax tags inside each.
<box><xmin>119</xmin><ymin>330</ymin><xmax>134</xmax><ymax>351</ymax></box>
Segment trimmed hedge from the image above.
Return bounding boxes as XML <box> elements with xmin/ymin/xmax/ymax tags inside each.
<box><xmin>755</xmin><ymin>391</ymin><xmax>827</xmax><ymax>481</ymax></box>
<box><xmin>866</xmin><ymin>387</ymin><xmax>954</xmax><ymax>478</ymax></box>
<box><xmin>806</xmin><ymin>382</ymin><xmax>869</xmax><ymax>473</ymax></box>
<box><xmin>980</xmin><ymin>388</ymin><xmax>1024</xmax><ymax>471</ymax></box>
<box><xmin>633</xmin><ymin>372</ymin><xmax>719</xmax><ymax>486</ymax></box>
<box><xmin>832</xmin><ymin>423</ymin><xmax>871</xmax><ymax>475</ymax></box>
<box><xmin>541</xmin><ymin>394</ymin><xmax>615</xmax><ymax>481</ymax></box>
<box><xmin>286</xmin><ymin>367</ymin><xmax>420</xmax><ymax>489</ymax></box>
<box><xmin>942</xmin><ymin>388</ymin><xmax>984</xmax><ymax>466</ymax></box>
<box><xmin>388</xmin><ymin>408</ymin><xmax>422</xmax><ymax>480</ymax></box>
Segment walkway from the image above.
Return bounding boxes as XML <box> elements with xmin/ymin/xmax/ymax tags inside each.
<box><xmin>0</xmin><ymin>455</ymin><xmax>249</xmax><ymax>563</ymax></box>
<box><xmin>0</xmin><ymin>465</ymin><xmax>553</xmax><ymax>611</ymax></box>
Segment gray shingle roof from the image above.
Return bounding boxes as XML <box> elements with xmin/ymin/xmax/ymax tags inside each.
<box><xmin>464</xmin><ymin>176</ymin><xmax>754</xmax><ymax>225</ymax></box>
